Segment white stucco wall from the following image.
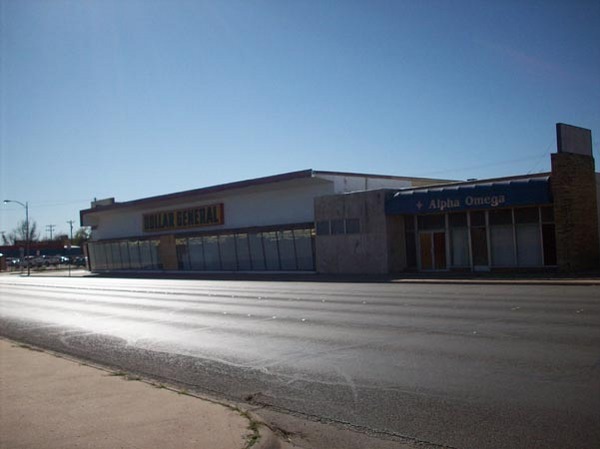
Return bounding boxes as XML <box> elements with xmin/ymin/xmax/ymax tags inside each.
<box><xmin>85</xmin><ymin>178</ymin><xmax>335</xmax><ymax>240</ymax></box>
<box><xmin>83</xmin><ymin>172</ymin><xmax>428</xmax><ymax>241</ymax></box>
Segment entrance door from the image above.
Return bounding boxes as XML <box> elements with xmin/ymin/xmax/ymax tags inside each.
<box><xmin>419</xmin><ymin>232</ymin><xmax>447</xmax><ymax>270</ymax></box>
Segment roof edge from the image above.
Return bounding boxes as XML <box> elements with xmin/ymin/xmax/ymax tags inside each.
<box><xmin>80</xmin><ymin>169</ymin><xmax>316</xmax><ymax>218</ymax></box>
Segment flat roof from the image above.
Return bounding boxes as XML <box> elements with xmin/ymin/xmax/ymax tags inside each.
<box><xmin>395</xmin><ymin>172</ymin><xmax>551</xmax><ymax>192</ymax></box>
<box><xmin>80</xmin><ymin>169</ymin><xmax>449</xmax><ymax>223</ymax></box>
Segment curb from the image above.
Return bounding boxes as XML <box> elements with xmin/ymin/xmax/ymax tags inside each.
<box><xmin>247</xmin><ymin>412</ymin><xmax>285</xmax><ymax>449</ymax></box>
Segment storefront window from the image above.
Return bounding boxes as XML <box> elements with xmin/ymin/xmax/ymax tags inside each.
<box><xmin>235</xmin><ymin>234</ymin><xmax>252</xmax><ymax>270</ymax></box>
<box><xmin>129</xmin><ymin>241</ymin><xmax>141</xmax><ymax>269</ymax></box>
<box><xmin>515</xmin><ymin>207</ymin><xmax>542</xmax><ymax>266</ymax></box>
<box><xmin>110</xmin><ymin>242</ymin><xmax>122</xmax><ymax>269</ymax></box>
<box><xmin>203</xmin><ymin>236</ymin><xmax>221</xmax><ymax>270</ymax></box>
<box><xmin>139</xmin><ymin>240</ymin><xmax>152</xmax><ymax>269</ymax></box>
<box><xmin>278</xmin><ymin>230</ymin><xmax>297</xmax><ymax>270</ymax></box>
<box><xmin>188</xmin><ymin>237</ymin><xmax>204</xmax><ymax>270</ymax></box>
<box><xmin>418</xmin><ymin>214</ymin><xmax>445</xmax><ymax>230</ymax></box>
<box><xmin>470</xmin><ymin>211</ymin><xmax>488</xmax><ymax>267</ymax></box>
<box><xmin>176</xmin><ymin>238</ymin><xmax>189</xmax><ymax>270</ymax></box>
<box><xmin>489</xmin><ymin>210</ymin><xmax>515</xmax><ymax>267</ymax></box>
<box><xmin>294</xmin><ymin>229</ymin><xmax>314</xmax><ymax>270</ymax></box>
<box><xmin>263</xmin><ymin>232</ymin><xmax>280</xmax><ymax>270</ymax></box>
<box><xmin>248</xmin><ymin>233</ymin><xmax>266</xmax><ymax>270</ymax></box>
<box><xmin>219</xmin><ymin>234</ymin><xmax>237</xmax><ymax>270</ymax></box>
<box><xmin>149</xmin><ymin>240</ymin><xmax>161</xmax><ymax>269</ymax></box>
<box><xmin>120</xmin><ymin>241</ymin><xmax>131</xmax><ymax>269</ymax></box>
<box><xmin>449</xmin><ymin>213</ymin><xmax>469</xmax><ymax>267</ymax></box>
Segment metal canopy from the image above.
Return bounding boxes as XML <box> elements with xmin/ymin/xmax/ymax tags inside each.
<box><xmin>386</xmin><ymin>177</ymin><xmax>552</xmax><ymax>215</ymax></box>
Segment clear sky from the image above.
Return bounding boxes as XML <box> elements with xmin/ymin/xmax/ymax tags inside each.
<box><xmin>1</xmin><ymin>0</ymin><xmax>599</xmax><ymax>239</ymax></box>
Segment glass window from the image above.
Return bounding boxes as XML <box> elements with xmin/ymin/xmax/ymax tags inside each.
<box><xmin>404</xmin><ymin>216</ymin><xmax>415</xmax><ymax>231</ymax></box>
<box><xmin>120</xmin><ymin>241</ymin><xmax>131</xmax><ymax>269</ymax></box>
<box><xmin>139</xmin><ymin>241</ymin><xmax>152</xmax><ymax>269</ymax></box>
<box><xmin>278</xmin><ymin>230</ymin><xmax>297</xmax><ymax>270</ymax></box>
<box><xmin>331</xmin><ymin>219</ymin><xmax>345</xmax><ymax>235</ymax></box>
<box><xmin>470</xmin><ymin>227</ymin><xmax>488</xmax><ymax>266</ymax></box>
<box><xmin>345</xmin><ymin>218</ymin><xmax>360</xmax><ymax>234</ymax></box>
<box><xmin>110</xmin><ymin>242</ymin><xmax>122</xmax><ymax>269</ymax></box>
<box><xmin>176</xmin><ymin>238</ymin><xmax>188</xmax><ymax>270</ymax></box>
<box><xmin>87</xmin><ymin>243</ymin><xmax>97</xmax><ymax>270</ymax></box>
<box><xmin>263</xmin><ymin>232</ymin><xmax>280</xmax><ymax>270</ymax></box>
<box><xmin>514</xmin><ymin>207</ymin><xmax>539</xmax><ymax>224</ymax></box>
<box><xmin>489</xmin><ymin>209</ymin><xmax>513</xmax><ymax>226</ymax></box>
<box><xmin>490</xmin><ymin>226</ymin><xmax>515</xmax><ymax>266</ymax></box>
<box><xmin>188</xmin><ymin>237</ymin><xmax>204</xmax><ymax>270</ymax></box>
<box><xmin>96</xmin><ymin>243</ymin><xmax>107</xmax><ymax>270</ymax></box>
<box><xmin>149</xmin><ymin>240</ymin><xmax>161</xmax><ymax>269</ymax></box>
<box><xmin>219</xmin><ymin>234</ymin><xmax>237</xmax><ymax>270</ymax></box>
<box><xmin>248</xmin><ymin>233</ymin><xmax>266</xmax><ymax>270</ymax></box>
<box><xmin>449</xmin><ymin>213</ymin><xmax>467</xmax><ymax>227</ymax></box>
<box><xmin>103</xmin><ymin>242</ymin><xmax>113</xmax><ymax>269</ymax></box>
<box><xmin>203</xmin><ymin>236</ymin><xmax>221</xmax><ymax>270</ymax></box>
<box><xmin>129</xmin><ymin>241</ymin><xmax>141</xmax><ymax>269</ymax></box>
<box><xmin>451</xmin><ymin>227</ymin><xmax>470</xmax><ymax>267</ymax></box>
<box><xmin>235</xmin><ymin>234</ymin><xmax>252</xmax><ymax>270</ymax></box>
<box><xmin>470</xmin><ymin>211</ymin><xmax>486</xmax><ymax>227</ymax></box>
<box><xmin>294</xmin><ymin>229</ymin><xmax>314</xmax><ymax>271</ymax></box>
<box><xmin>516</xmin><ymin>224</ymin><xmax>542</xmax><ymax>266</ymax></box>
<box><xmin>417</xmin><ymin>214</ymin><xmax>445</xmax><ymax>230</ymax></box>
<box><xmin>316</xmin><ymin>221</ymin><xmax>330</xmax><ymax>236</ymax></box>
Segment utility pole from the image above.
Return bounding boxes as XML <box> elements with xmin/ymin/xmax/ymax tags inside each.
<box><xmin>46</xmin><ymin>224</ymin><xmax>56</xmax><ymax>240</ymax></box>
<box><xmin>66</xmin><ymin>220</ymin><xmax>75</xmax><ymax>277</ymax></box>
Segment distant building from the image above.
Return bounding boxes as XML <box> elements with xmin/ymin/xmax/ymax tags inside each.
<box><xmin>81</xmin><ymin>123</ymin><xmax>600</xmax><ymax>274</ymax></box>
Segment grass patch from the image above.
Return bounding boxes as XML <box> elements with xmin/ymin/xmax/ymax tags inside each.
<box><xmin>236</xmin><ymin>408</ymin><xmax>262</xmax><ymax>449</ymax></box>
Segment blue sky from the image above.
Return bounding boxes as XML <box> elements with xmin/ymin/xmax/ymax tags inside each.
<box><xmin>1</xmin><ymin>0</ymin><xmax>599</xmax><ymax>238</ymax></box>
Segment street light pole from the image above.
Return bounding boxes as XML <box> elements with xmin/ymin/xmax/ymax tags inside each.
<box><xmin>67</xmin><ymin>220</ymin><xmax>75</xmax><ymax>277</ymax></box>
<box><xmin>3</xmin><ymin>199</ymin><xmax>30</xmax><ymax>276</ymax></box>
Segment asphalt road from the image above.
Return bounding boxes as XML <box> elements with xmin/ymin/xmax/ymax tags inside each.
<box><xmin>1</xmin><ymin>275</ymin><xmax>599</xmax><ymax>449</ymax></box>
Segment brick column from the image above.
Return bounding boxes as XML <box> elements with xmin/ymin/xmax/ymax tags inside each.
<box><xmin>551</xmin><ymin>153</ymin><xmax>600</xmax><ymax>271</ymax></box>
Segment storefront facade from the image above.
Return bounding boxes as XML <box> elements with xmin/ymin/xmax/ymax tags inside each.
<box><xmin>81</xmin><ymin>170</ymin><xmax>446</xmax><ymax>273</ymax></box>
<box><xmin>82</xmin><ymin>124</ymin><xmax>600</xmax><ymax>274</ymax></box>
<box><xmin>386</xmin><ymin>176</ymin><xmax>557</xmax><ymax>272</ymax></box>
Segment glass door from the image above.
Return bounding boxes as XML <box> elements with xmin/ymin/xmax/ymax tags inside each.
<box><xmin>419</xmin><ymin>231</ymin><xmax>447</xmax><ymax>271</ymax></box>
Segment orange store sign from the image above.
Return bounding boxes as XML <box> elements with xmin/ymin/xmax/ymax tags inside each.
<box><xmin>143</xmin><ymin>203</ymin><xmax>224</xmax><ymax>232</ymax></box>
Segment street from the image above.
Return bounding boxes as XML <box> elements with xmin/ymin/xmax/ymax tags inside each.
<box><xmin>1</xmin><ymin>275</ymin><xmax>599</xmax><ymax>449</ymax></box>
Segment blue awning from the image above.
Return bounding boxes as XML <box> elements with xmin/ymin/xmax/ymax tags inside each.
<box><xmin>386</xmin><ymin>177</ymin><xmax>552</xmax><ymax>215</ymax></box>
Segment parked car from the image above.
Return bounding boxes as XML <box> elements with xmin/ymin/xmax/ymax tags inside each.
<box><xmin>73</xmin><ymin>256</ymin><xmax>88</xmax><ymax>267</ymax></box>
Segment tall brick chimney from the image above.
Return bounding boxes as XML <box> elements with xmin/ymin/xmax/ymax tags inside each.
<box><xmin>551</xmin><ymin>123</ymin><xmax>599</xmax><ymax>271</ymax></box>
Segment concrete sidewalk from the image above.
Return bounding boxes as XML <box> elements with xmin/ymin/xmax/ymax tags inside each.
<box><xmin>0</xmin><ymin>339</ymin><xmax>279</xmax><ymax>449</ymax></box>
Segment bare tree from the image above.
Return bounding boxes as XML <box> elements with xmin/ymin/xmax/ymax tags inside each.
<box><xmin>7</xmin><ymin>220</ymin><xmax>39</xmax><ymax>244</ymax></box>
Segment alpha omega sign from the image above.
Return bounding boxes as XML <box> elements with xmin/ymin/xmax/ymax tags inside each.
<box><xmin>143</xmin><ymin>203</ymin><xmax>224</xmax><ymax>232</ymax></box>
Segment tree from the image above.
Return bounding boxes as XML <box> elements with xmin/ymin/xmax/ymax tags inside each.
<box><xmin>72</xmin><ymin>227</ymin><xmax>91</xmax><ymax>246</ymax></box>
<box><xmin>7</xmin><ymin>220</ymin><xmax>39</xmax><ymax>244</ymax></box>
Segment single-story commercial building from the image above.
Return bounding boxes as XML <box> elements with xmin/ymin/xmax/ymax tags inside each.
<box><xmin>81</xmin><ymin>123</ymin><xmax>600</xmax><ymax>274</ymax></box>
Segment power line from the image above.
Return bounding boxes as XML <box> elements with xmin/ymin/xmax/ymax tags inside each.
<box><xmin>45</xmin><ymin>224</ymin><xmax>56</xmax><ymax>240</ymax></box>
